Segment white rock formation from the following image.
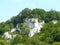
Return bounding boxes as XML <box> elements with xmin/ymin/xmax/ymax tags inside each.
<box><xmin>2</xmin><ymin>24</ymin><xmax>20</xmax><ymax>40</ymax></box>
<box><xmin>2</xmin><ymin>32</ymin><xmax>16</xmax><ymax>40</ymax></box>
<box><xmin>52</xmin><ymin>20</ymin><xmax>57</xmax><ymax>24</ymax></box>
<box><xmin>24</xmin><ymin>18</ymin><xmax>45</xmax><ymax>37</ymax></box>
<box><xmin>11</xmin><ymin>28</ymin><xmax>16</xmax><ymax>33</ymax></box>
<box><xmin>2</xmin><ymin>32</ymin><xmax>12</xmax><ymax>39</ymax></box>
<box><xmin>24</xmin><ymin>18</ymin><xmax>35</xmax><ymax>28</ymax></box>
<box><xmin>16</xmin><ymin>24</ymin><xmax>21</xmax><ymax>32</ymax></box>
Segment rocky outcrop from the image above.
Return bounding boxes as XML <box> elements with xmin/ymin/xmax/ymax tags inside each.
<box><xmin>24</xmin><ymin>18</ymin><xmax>45</xmax><ymax>37</ymax></box>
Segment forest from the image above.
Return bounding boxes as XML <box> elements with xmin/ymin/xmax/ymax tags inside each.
<box><xmin>0</xmin><ymin>8</ymin><xmax>60</xmax><ymax>45</ymax></box>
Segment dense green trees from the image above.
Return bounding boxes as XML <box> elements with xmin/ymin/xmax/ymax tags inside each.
<box><xmin>31</xmin><ymin>8</ymin><xmax>46</xmax><ymax>20</ymax></box>
<box><xmin>20</xmin><ymin>8</ymin><xmax>31</xmax><ymax>18</ymax></box>
<box><xmin>40</xmin><ymin>21</ymin><xmax>60</xmax><ymax>43</ymax></box>
<box><xmin>0</xmin><ymin>22</ymin><xmax>11</xmax><ymax>35</ymax></box>
<box><xmin>44</xmin><ymin>10</ymin><xmax>58</xmax><ymax>22</ymax></box>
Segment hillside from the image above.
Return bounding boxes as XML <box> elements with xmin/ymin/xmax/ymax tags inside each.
<box><xmin>0</xmin><ymin>8</ymin><xmax>60</xmax><ymax>45</ymax></box>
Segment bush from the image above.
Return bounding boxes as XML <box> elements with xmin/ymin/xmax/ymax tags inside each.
<box><xmin>52</xmin><ymin>42</ymin><xmax>60</xmax><ymax>45</ymax></box>
<box><xmin>0</xmin><ymin>39</ymin><xmax>7</xmax><ymax>45</ymax></box>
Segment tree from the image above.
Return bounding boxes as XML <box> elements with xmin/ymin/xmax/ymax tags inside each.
<box><xmin>45</xmin><ymin>10</ymin><xmax>58</xmax><ymax>22</ymax></box>
<box><xmin>11</xmin><ymin>35</ymin><xmax>23</xmax><ymax>45</ymax></box>
<box><xmin>31</xmin><ymin>8</ymin><xmax>46</xmax><ymax>20</ymax></box>
<box><xmin>20</xmin><ymin>23</ymin><xmax>30</xmax><ymax>36</ymax></box>
<box><xmin>0</xmin><ymin>22</ymin><xmax>11</xmax><ymax>35</ymax></box>
<box><xmin>11</xmin><ymin>34</ymin><xmax>31</xmax><ymax>45</ymax></box>
<box><xmin>20</xmin><ymin>8</ymin><xmax>31</xmax><ymax>20</ymax></box>
<box><xmin>41</xmin><ymin>21</ymin><xmax>60</xmax><ymax>43</ymax></box>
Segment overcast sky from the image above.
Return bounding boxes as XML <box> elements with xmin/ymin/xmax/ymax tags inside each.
<box><xmin>0</xmin><ymin>0</ymin><xmax>60</xmax><ymax>22</ymax></box>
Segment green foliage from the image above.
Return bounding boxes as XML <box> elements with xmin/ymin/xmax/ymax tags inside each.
<box><xmin>11</xmin><ymin>35</ymin><xmax>23</xmax><ymax>45</ymax></box>
<box><xmin>0</xmin><ymin>22</ymin><xmax>11</xmax><ymax>35</ymax></box>
<box><xmin>41</xmin><ymin>21</ymin><xmax>60</xmax><ymax>43</ymax></box>
<box><xmin>11</xmin><ymin>34</ymin><xmax>31</xmax><ymax>45</ymax></box>
<box><xmin>0</xmin><ymin>39</ymin><xmax>7</xmax><ymax>45</ymax></box>
<box><xmin>52</xmin><ymin>42</ymin><xmax>60</xmax><ymax>45</ymax></box>
<box><xmin>20</xmin><ymin>23</ymin><xmax>30</xmax><ymax>36</ymax></box>
<box><xmin>10</xmin><ymin>16</ymin><xmax>21</xmax><ymax>27</ymax></box>
<box><xmin>31</xmin><ymin>8</ymin><xmax>46</xmax><ymax>20</ymax></box>
<box><xmin>20</xmin><ymin>8</ymin><xmax>31</xmax><ymax>17</ymax></box>
<box><xmin>45</xmin><ymin>10</ymin><xmax>59</xmax><ymax>22</ymax></box>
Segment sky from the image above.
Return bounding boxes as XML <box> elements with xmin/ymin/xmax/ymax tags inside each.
<box><xmin>0</xmin><ymin>0</ymin><xmax>60</xmax><ymax>22</ymax></box>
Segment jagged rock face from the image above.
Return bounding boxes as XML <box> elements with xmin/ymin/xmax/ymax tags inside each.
<box><xmin>24</xmin><ymin>18</ymin><xmax>36</xmax><ymax>28</ymax></box>
<box><xmin>24</xmin><ymin>18</ymin><xmax>45</xmax><ymax>37</ymax></box>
